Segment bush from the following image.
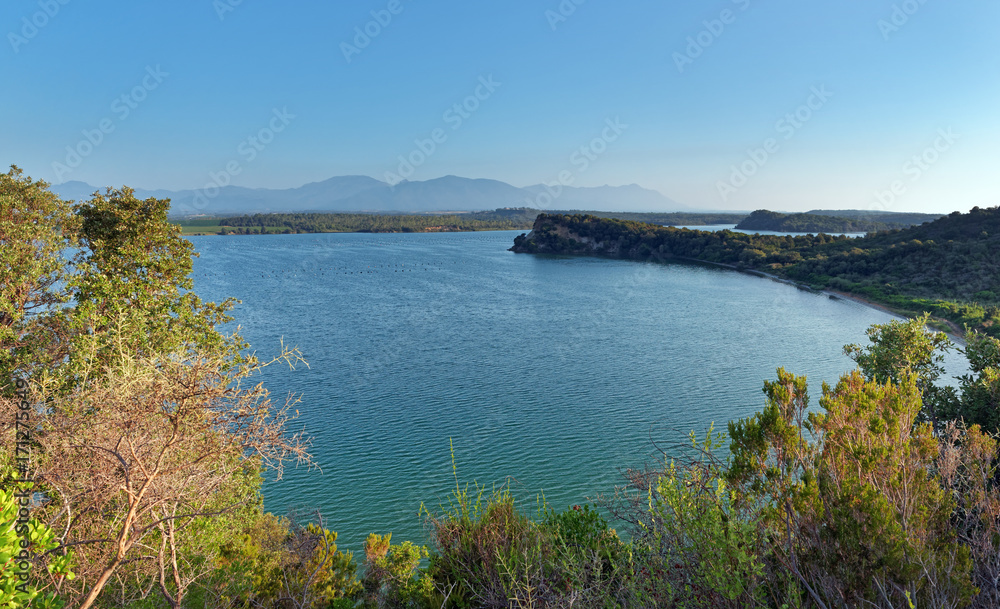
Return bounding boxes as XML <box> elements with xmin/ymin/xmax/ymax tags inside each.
<box><xmin>362</xmin><ymin>533</ymin><xmax>431</xmax><ymax>608</ymax></box>
<box><xmin>424</xmin><ymin>482</ymin><xmax>551</xmax><ymax>608</ymax></box>
<box><xmin>0</xmin><ymin>462</ymin><xmax>74</xmax><ymax>609</ymax></box>
<box><xmin>613</xmin><ymin>429</ymin><xmax>771</xmax><ymax>608</ymax></box>
<box><xmin>422</xmin><ymin>463</ymin><xmax>630</xmax><ymax>608</ymax></box>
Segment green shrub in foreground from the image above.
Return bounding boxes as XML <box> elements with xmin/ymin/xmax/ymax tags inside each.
<box><xmin>0</xmin><ymin>463</ymin><xmax>75</xmax><ymax>609</ymax></box>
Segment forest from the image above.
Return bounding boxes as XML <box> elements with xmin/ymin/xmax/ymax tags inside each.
<box><xmin>174</xmin><ymin>211</ymin><xmax>756</xmax><ymax>236</ymax></box>
<box><xmin>5</xmin><ymin>166</ymin><xmax>1000</xmax><ymax>608</ymax></box>
<box><xmin>175</xmin><ymin>209</ymin><xmax>936</xmax><ymax>237</ymax></box>
<box><xmin>735</xmin><ymin>209</ymin><xmax>913</xmax><ymax>233</ymax></box>
<box><xmin>176</xmin><ymin>209</ymin><xmax>540</xmax><ymax>235</ymax></box>
<box><xmin>806</xmin><ymin>209</ymin><xmax>942</xmax><ymax>225</ymax></box>
<box><xmin>511</xmin><ymin>208</ymin><xmax>1000</xmax><ymax>337</ymax></box>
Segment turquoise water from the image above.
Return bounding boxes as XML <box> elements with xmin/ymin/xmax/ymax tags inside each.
<box><xmin>188</xmin><ymin>230</ymin><xmax>966</xmax><ymax>553</ymax></box>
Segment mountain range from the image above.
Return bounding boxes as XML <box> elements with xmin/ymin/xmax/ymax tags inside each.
<box><xmin>48</xmin><ymin>175</ymin><xmax>689</xmax><ymax>217</ymax></box>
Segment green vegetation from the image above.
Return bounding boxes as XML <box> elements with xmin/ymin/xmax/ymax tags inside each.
<box><xmin>7</xmin><ymin>166</ymin><xmax>1000</xmax><ymax>607</ymax></box>
<box><xmin>1</xmin><ymin>463</ymin><xmax>74</xmax><ymax>608</ymax></box>
<box><xmin>2</xmin><ymin>167</ymin><xmax>314</xmax><ymax>608</ymax></box>
<box><xmin>175</xmin><ymin>209</ymin><xmax>541</xmax><ymax>235</ymax></box>
<box><xmin>736</xmin><ymin>209</ymin><xmax>895</xmax><ymax>233</ymax></box>
<box><xmin>735</xmin><ymin>209</ymin><xmax>941</xmax><ymax>233</ymax></box>
<box><xmin>174</xmin><ymin>210</ymin><xmax>756</xmax><ymax>236</ymax></box>
<box><xmin>807</xmin><ymin>209</ymin><xmax>943</xmax><ymax>226</ymax></box>
<box><xmin>565</xmin><ymin>210</ymin><xmax>748</xmax><ymax>226</ymax></box>
<box><xmin>511</xmin><ymin>208</ymin><xmax>1000</xmax><ymax>337</ymax></box>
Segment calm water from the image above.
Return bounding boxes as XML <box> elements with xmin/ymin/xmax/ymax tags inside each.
<box><xmin>189</xmin><ymin>230</ymin><xmax>966</xmax><ymax>553</ymax></box>
<box><xmin>676</xmin><ymin>224</ymin><xmax>866</xmax><ymax>238</ymax></box>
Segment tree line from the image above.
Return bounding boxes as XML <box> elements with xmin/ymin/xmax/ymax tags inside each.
<box><xmin>174</xmin><ymin>210</ymin><xmax>800</xmax><ymax>236</ymax></box>
<box><xmin>218</xmin><ymin>210</ymin><xmax>538</xmax><ymax>233</ymax></box>
<box><xmin>735</xmin><ymin>209</ymin><xmax>900</xmax><ymax>233</ymax></box>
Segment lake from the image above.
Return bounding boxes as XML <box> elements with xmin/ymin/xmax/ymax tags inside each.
<box><xmin>189</xmin><ymin>230</ymin><xmax>967</xmax><ymax>554</ymax></box>
<box><xmin>675</xmin><ymin>224</ymin><xmax>867</xmax><ymax>238</ymax></box>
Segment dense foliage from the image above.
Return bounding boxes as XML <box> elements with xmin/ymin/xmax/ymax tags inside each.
<box><xmin>735</xmin><ymin>209</ymin><xmax>898</xmax><ymax>233</ymax></box>
<box><xmin>1</xmin><ymin>167</ymin><xmax>319</xmax><ymax>608</ymax></box>
<box><xmin>566</xmin><ymin>211</ymin><xmax>748</xmax><ymax>226</ymax></box>
<box><xmin>211</xmin><ymin>209</ymin><xmax>540</xmax><ymax>234</ymax></box>
<box><xmin>175</xmin><ymin>211</ymin><xmax>759</xmax><ymax>236</ymax></box>
<box><xmin>808</xmin><ymin>209</ymin><xmax>943</xmax><ymax>225</ymax></box>
<box><xmin>511</xmin><ymin>209</ymin><xmax>1000</xmax><ymax>336</ymax></box>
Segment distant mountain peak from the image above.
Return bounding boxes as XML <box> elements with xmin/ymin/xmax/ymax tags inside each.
<box><xmin>48</xmin><ymin>174</ymin><xmax>688</xmax><ymax>216</ymax></box>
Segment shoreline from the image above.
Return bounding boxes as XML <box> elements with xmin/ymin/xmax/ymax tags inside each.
<box><xmin>668</xmin><ymin>256</ymin><xmax>967</xmax><ymax>339</ymax></box>
<box><xmin>179</xmin><ymin>226</ymin><xmax>533</xmax><ymax>237</ymax></box>
<box><xmin>525</xmin><ymin>248</ymin><xmax>969</xmax><ymax>340</ymax></box>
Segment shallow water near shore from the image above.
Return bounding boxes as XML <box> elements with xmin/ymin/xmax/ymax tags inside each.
<box><xmin>188</xmin><ymin>230</ymin><xmax>967</xmax><ymax>554</ymax></box>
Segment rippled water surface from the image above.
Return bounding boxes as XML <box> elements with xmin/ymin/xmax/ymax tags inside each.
<box><xmin>189</xmin><ymin>231</ymin><xmax>966</xmax><ymax>553</ymax></box>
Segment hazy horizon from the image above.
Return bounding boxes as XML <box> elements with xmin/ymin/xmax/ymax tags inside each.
<box><xmin>3</xmin><ymin>1</ymin><xmax>998</xmax><ymax>215</ymax></box>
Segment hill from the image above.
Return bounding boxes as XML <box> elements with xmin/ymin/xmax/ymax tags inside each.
<box><xmin>49</xmin><ymin>175</ymin><xmax>688</xmax><ymax>216</ymax></box>
<box><xmin>510</xmin><ymin>207</ymin><xmax>1000</xmax><ymax>336</ymax></box>
<box><xmin>736</xmin><ymin>210</ymin><xmax>890</xmax><ymax>233</ymax></box>
<box><xmin>736</xmin><ymin>210</ymin><xmax>943</xmax><ymax>233</ymax></box>
<box><xmin>807</xmin><ymin>209</ymin><xmax>943</xmax><ymax>225</ymax></box>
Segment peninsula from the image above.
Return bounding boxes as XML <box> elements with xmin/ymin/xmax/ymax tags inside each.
<box><xmin>510</xmin><ymin>207</ymin><xmax>1000</xmax><ymax>336</ymax></box>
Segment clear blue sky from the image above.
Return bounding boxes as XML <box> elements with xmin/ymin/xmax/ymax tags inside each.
<box><xmin>2</xmin><ymin>0</ymin><xmax>998</xmax><ymax>213</ymax></box>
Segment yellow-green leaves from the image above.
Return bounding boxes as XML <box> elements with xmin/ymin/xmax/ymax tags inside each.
<box><xmin>0</xmin><ymin>464</ymin><xmax>74</xmax><ymax>609</ymax></box>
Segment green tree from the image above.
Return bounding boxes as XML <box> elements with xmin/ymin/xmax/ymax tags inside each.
<box><xmin>844</xmin><ymin>313</ymin><xmax>953</xmax><ymax>426</ymax></box>
<box><xmin>813</xmin><ymin>372</ymin><xmax>972</xmax><ymax>607</ymax></box>
<box><xmin>67</xmin><ymin>187</ymin><xmax>237</xmax><ymax>387</ymax></box>
<box><xmin>951</xmin><ymin>331</ymin><xmax>1000</xmax><ymax>432</ymax></box>
<box><xmin>0</xmin><ymin>166</ymin><xmax>77</xmax><ymax>387</ymax></box>
<box><xmin>0</xmin><ymin>173</ymin><xmax>312</xmax><ymax>609</ymax></box>
<box><xmin>726</xmin><ymin>369</ymin><xmax>975</xmax><ymax>607</ymax></box>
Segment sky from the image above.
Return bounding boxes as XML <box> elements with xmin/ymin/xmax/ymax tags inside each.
<box><xmin>2</xmin><ymin>0</ymin><xmax>998</xmax><ymax>214</ymax></box>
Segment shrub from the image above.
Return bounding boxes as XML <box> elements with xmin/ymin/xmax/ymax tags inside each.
<box><xmin>0</xmin><ymin>462</ymin><xmax>74</xmax><ymax>609</ymax></box>
<box><xmin>613</xmin><ymin>429</ymin><xmax>771</xmax><ymax>608</ymax></box>
<box><xmin>422</xmin><ymin>452</ymin><xmax>631</xmax><ymax>609</ymax></box>
<box><xmin>424</xmin><ymin>482</ymin><xmax>550</xmax><ymax>608</ymax></box>
<box><xmin>725</xmin><ymin>369</ymin><xmax>976</xmax><ymax>608</ymax></box>
<box><xmin>362</xmin><ymin>533</ymin><xmax>431</xmax><ymax>608</ymax></box>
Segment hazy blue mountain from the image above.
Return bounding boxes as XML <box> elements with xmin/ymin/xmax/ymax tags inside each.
<box><xmin>288</xmin><ymin>176</ymin><xmax>390</xmax><ymax>208</ymax></box>
<box><xmin>46</xmin><ymin>180</ymin><xmax>109</xmax><ymax>202</ymax></box>
<box><xmin>48</xmin><ymin>175</ymin><xmax>689</xmax><ymax>216</ymax></box>
<box><xmin>387</xmin><ymin>176</ymin><xmax>527</xmax><ymax>212</ymax></box>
